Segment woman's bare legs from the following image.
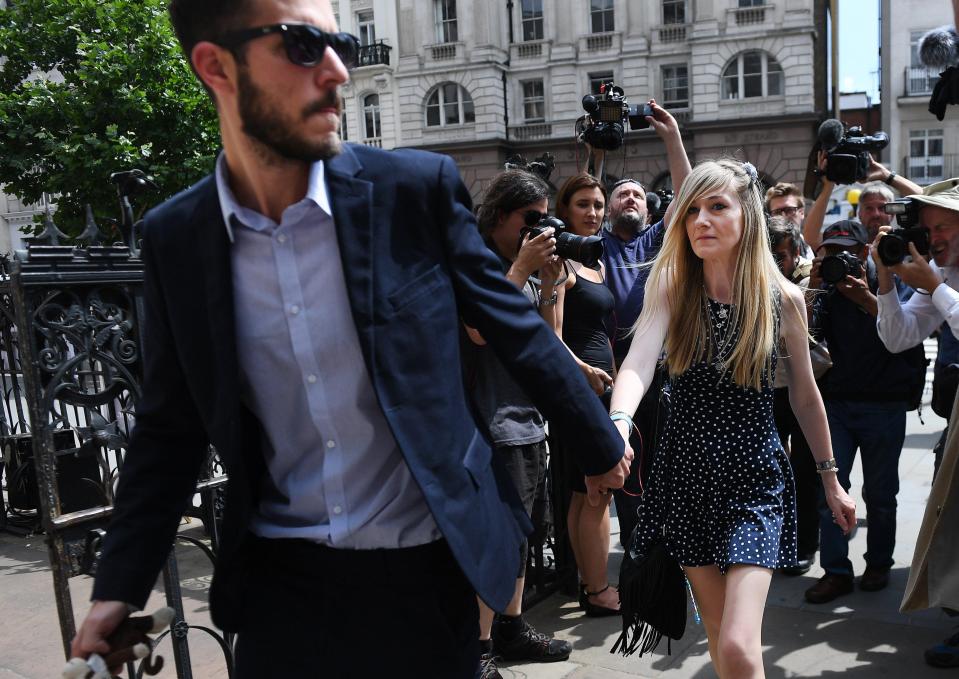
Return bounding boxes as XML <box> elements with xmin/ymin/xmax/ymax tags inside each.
<box><xmin>567</xmin><ymin>491</ymin><xmax>618</xmax><ymax>609</ymax></box>
<box><xmin>685</xmin><ymin>563</ymin><xmax>772</xmax><ymax>679</ymax></box>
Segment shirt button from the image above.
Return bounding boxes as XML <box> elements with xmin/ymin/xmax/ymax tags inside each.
<box><xmin>307</xmin><ymin>374</ymin><xmax>318</xmax><ymax>384</ymax></box>
<box><xmin>333</xmin><ymin>505</ymin><xmax>343</xmax><ymax>515</ymax></box>
<box><xmin>326</xmin><ymin>440</ymin><xmax>336</xmax><ymax>449</ymax></box>
<box><xmin>290</xmin><ymin>305</ymin><xmax>300</xmax><ymax>315</ymax></box>
<box><xmin>277</xmin><ymin>234</ymin><xmax>287</xmax><ymax>244</ymax></box>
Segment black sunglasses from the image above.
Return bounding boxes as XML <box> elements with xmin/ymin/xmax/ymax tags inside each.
<box><xmin>523</xmin><ymin>210</ymin><xmax>548</xmax><ymax>226</ymax></box>
<box><xmin>217</xmin><ymin>23</ymin><xmax>360</xmax><ymax>69</ymax></box>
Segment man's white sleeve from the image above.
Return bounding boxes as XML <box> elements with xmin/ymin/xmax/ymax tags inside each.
<box><xmin>877</xmin><ymin>264</ymin><xmax>959</xmax><ymax>352</ymax></box>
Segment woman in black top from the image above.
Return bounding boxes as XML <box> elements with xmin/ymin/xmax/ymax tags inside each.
<box><xmin>553</xmin><ymin>173</ymin><xmax>619</xmax><ymax>615</ymax></box>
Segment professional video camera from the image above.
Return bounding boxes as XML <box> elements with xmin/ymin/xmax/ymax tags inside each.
<box><xmin>577</xmin><ymin>83</ymin><xmax>653</xmax><ymax>152</ymax></box>
<box><xmin>877</xmin><ymin>198</ymin><xmax>930</xmax><ymax>265</ymax></box>
<box><xmin>820</xmin><ymin>251</ymin><xmax>864</xmax><ymax>286</ymax></box>
<box><xmin>816</xmin><ymin>119</ymin><xmax>890</xmax><ymax>185</ymax></box>
<box><xmin>519</xmin><ymin>213</ymin><xmax>604</xmax><ymax>268</ymax></box>
<box><xmin>650</xmin><ymin>189</ymin><xmax>673</xmax><ymax>224</ymax></box>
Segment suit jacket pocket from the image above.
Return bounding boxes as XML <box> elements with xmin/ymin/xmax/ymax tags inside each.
<box><xmin>462</xmin><ymin>430</ymin><xmax>492</xmax><ymax>489</ymax></box>
<box><xmin>387</xmin><ymin>264</ymin><xmax>445</xmax><ymax>315</ymax></box>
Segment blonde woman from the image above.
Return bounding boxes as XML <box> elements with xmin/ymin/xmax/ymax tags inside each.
<box><xmin>608</xmin><ymin>159</ymin><xmax>856</xmax><ymax>678</ymax></box>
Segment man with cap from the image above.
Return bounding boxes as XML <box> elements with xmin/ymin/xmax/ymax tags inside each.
<box><xmin>804</xmin><ymin>220</ymin><xmax>927</xmax><ymax>604</ymax></box>
<box><xmin>875</xmin><ymin>179</ymin><xmax>959</xmax><ymax>669</ymax></box>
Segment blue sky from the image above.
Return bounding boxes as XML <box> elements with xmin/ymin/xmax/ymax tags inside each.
<box><xmin>838</xmin><ymin>0</ymin><xmax>881</xmax><ymax>101</ymax></box>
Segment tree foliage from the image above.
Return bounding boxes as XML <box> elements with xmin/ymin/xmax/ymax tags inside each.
<box><xmin>0</xmin><ymin>0</ymin><xmax>219</xmax><ymax>235</ymax></box>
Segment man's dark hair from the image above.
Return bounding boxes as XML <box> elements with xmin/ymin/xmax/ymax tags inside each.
<box><xmin>476</xmin><ymin>170</ymin><xmax>550</xmax><ymax>239</ymax></box>
<box><xmin>767</xmin><ymin>215</ymin><xmax>802</xmax><ymax>254</ymax></box>
<box><xmin>168</xmin><ymin>0</ymin><xmax>257</xmax><ymax>68</ymax></box>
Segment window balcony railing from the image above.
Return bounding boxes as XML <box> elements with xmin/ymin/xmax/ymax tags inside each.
<box><xmin>363</xmin><ymin>137</ymin><xmax>383</xmax><ymax>148</ymax></box>
<box><xmin>356</xmin><ymin>41</ymin><xmax>391</xmax><ymax>68</ymax></box>
<box><xmin>510</xmin><ymin>123</ymin><xmax>553</xmax><ymax>141</ymax></box>
<box><xmin>734</xmin><ymin>6</ymin><xmax>767</xmax><ymax>25</ymax></box>
<box><xmin>903</xmin><ymin>154</ymin><xmax>956</xmax><ymax>184</ymax></box>
<box><xmin>657</xmin><ymin>24</ymin><xmax>688</xmax><ymax>43</ymax></box>
<box><xmin>578</xmin><ymin>32</ymin><xmax>620</xmax><ymax>54</ymax></box>
<box><xmin>427</xmin><ymin>42</ymin><xmax>460</xmax><ymax>61</ymax></box>
<box><xmin>516</xmin><ymin>42</ymin><xmax>543</xmax><ymax>58</ymax></box>
<box><xmin>904</xmin><ymin>66</ymin><xmax>939</xmax><ymax>97</ymax></box>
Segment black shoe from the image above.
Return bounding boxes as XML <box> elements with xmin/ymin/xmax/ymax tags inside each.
<box><xmin>859</xmin><ymin>566</ymin><xmax>890</xmax><ymax>592</ymax></box>
<box><xmin>778</xmin><ymin>556</ymin><xmax>814</xmax><ymax>577</ymax></box>
<box><xmin>492</xmin><ymin>618</ymin><xmax>572</xmax><ymax>663</ymax></box>
<box><xmin>581</xmin><ymin>584</ymin><xmax>620</xmax><ymax>617</ymax></box>
<box><xmin>925</xmin><ymin>630</ymin><xmax>959</xmax><ymax>668</ymax></box>
<box><xmin>804</xmin><ymin>573</ymin><xmax>854</xmax><ymax>604</ymax></box>
<box><xmin>478</xmin><ymin>652</ymin><xmax>503</xmax><ymax>679</ymax></box>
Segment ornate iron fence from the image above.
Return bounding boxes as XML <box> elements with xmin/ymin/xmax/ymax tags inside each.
<box><xmin>0</xmin><ymin>211</ymin><xmax>232</xmax><ymax>678</ymax></box>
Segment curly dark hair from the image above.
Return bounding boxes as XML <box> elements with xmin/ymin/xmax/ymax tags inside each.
<box><xmin>476</xmin><ymin>170</ymin><xmax>551</xmax><ymax>239</ymax></box>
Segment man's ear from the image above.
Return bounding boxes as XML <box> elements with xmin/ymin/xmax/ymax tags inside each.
<box><xmin>191</xmin><ymin>42</ymin><xmax>237</xmax><ymax>100</ymax></box>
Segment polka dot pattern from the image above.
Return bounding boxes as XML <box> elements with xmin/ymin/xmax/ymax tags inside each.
<box><xmin>632</xmin><ymin>298</ymin><xmax>798</xmax><ymax>572</ymax></box>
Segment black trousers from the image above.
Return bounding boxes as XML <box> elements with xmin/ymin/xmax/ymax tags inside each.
<box><xmin>773</xmin><ymin>387</ymin><xmax>820</xmax><ymax>557</ymax></box>
<box><xmin>235</xmin><ymin>536</ymin><xmax>479</xmax><ymax>679</ymax></box>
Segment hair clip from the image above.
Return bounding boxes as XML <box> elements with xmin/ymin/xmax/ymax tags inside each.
<box><xmin>741</xmin><ymin>162</ymin><xmax>760</xmax><ymax>185</ymax></box>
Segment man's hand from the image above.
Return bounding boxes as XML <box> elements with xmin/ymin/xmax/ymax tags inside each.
<box><xmin>510</xmin><ymin>228</ymin><xmax>557</xmax><ymax>280</ymax></box>
<box><xmin>864</xmin><ymin>154</ymin><xmax>890</xmax><ymax>183</ymax></box>
<box><xmin>872</xmin><ymin>226</ymin><xmax>896</xmax><ymax>294</ymax></box>
<box><xmin>578</xmin><ymin>360</ymin><xmax>613</xmax><ymax>395</ymax></box>
<box><xmin>646</xmin><ymin>99</ymin><xmax>679</xmax><ymax>140</ymax></box>
<box><xmin>585</xmin><ymin>441</ymin><xmax>634</xmax><ymax>507</ymax></box>
<box><xmin>809</xmin><ymin>256</ymin><xmax>824</xmax><ymax>291</ymax></box>
<box><xmin>70</xmin><ymin>600</ymin><xmax>130</xmax><ymax>665</ymax></box>
<box><xmin>890</xmin><ymin>242</ymin><xmax>943</xmax><ymax>293</ymax></box>
<box><xmin>835</xmin><ymin>268</ymin><xmax>871</xmax><ymax>306</ymax></box>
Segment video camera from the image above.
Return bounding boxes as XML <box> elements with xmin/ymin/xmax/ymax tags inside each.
<box><xmin>519</xmin><ymin>213</ymin><xmax>604</xmax><ymax>268</ymax></box>
<box><xmin>578</xmin><ymin>83</ymin><xmax>653</xmax><ymax>151</ymax></box>
<box><xmin>877</xmin><ymin>198</ymin><xmax>930</xmax><ymax>265</ymax></box>
<box><xmin>816</xmin><ymin>119</ymin><xmax>889</xmax><ymax>185</ymax></box>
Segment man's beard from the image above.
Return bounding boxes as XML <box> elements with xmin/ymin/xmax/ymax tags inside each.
<box><xmin>612</xmin><ymin>211</ymin><xmax>645</xmax><ymax>234</ymax></box>
<box><xmin>237</xmin><ymin>69</ymin><xmax>343</xmax><ymax>164</ymax></box>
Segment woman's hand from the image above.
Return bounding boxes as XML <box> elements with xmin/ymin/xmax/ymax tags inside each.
<box><xmin>578</xmin><ymin>360</ymin><xmax>613</xmax><ymax>395</ymax></box>
<box><xmin>822</xmin><ymin>475</ymin><xmax>857</xmax><ymax>535</ymax></box>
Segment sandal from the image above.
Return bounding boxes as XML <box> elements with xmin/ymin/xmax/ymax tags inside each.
<box><xmin>581</xmin><ymin>584</ymin><xmax>620</xmax><ymax>618</ymax></box>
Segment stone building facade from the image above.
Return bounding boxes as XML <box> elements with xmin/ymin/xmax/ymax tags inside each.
<box><xmin>880</xmin><ymin>0</ymin><xmax>959</xmax><ymax>186</ymax></box>
<box><xmin>335</xmin><ymin>0</ymin><xmax>829</xmax><ymax>202</ymax></box>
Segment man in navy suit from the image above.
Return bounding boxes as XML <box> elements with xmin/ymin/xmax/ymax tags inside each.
<box><xmin>71</xmin><ymin>0</ymin><xmax>630</xmax><ymax>676</ymax></box>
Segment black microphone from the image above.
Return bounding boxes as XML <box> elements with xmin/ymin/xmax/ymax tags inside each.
<box><xmin>919</xmin><ymin>25</ymin><xmax>959</xmax><ymax>69</ymax></box>
<box><xmin>817</xmin><ymin>119</ymin><xmax>845</xmax><ymax>151</ymax></box>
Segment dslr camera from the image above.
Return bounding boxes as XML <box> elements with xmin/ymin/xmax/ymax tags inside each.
<box><xmin>877</xmin><ymin>198</ymin><xmax>930</xmax><ymax>266</ymax></box>
<box><xmin>817</xmin><ymin>119</ymin><xmax>890</xmax><ymax>185</ymax></box>
<box><xmin>578</xmin><ymin>83</ymin><xmax>653</xmax><ymax>151</ymax></box>
<box><xmin>820</xmin><ymin>251</ymin><xmax>864</xmax><ymax>286</ymax></box>
<box><xmin>519</xmin><ymin>213</ymin><xmax>604</xmax><ymax>268</ymax></box>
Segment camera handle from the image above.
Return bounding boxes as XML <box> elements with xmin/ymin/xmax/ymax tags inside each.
<box><xmin>585</xmin><ymin>148</ymin><xmax>608</xmax><ymax>186</ymax></box>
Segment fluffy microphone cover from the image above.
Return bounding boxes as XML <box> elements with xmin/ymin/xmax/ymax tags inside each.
<box><xmin>920</xmin><ymin>25</ymin><xmax>959</xmax><ymax>69</ymax></box>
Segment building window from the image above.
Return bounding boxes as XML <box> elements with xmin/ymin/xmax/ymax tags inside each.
<box><xmin>662</xmin><ymin>64</ymin><xmax>689</xmax><ymax>108</ymax></box>
<box><xmin>663</xmin><ymin>0</ymin><xmax>686</xmax><ymax>25</ymax></box>
<box><xmin>522</xmin><ymin>80</ymin><xmax>545</xmax><ymax>122</ymax></box>
<box><xmin>909</xmin><ymin>129</ymin><xmax>944</xmax><ymax>183</ymax></box>
<box><xmin>590</xmin><ymin>0</ymin><xmax>614</xmax><ymax>34</ymax></box>
<box><xmin>357</xmin><ymin>10</ymin><xmax>376</xmax><ymax>46</ymax></box>
<box><xmin>721</xmin><ymin>51</ymin><xmax>783</xmax><ymax>100</ymax></box>
<box><xmin>521</xmin><ymin>0</ymin><xmax>544</xmax><ymax>41</ymax></box>
<box><xmin>363</xmin><ymin>94</ymin><xmax>381</xmax><ymax>139</ymax></box>
<box><xmin>341</xmin><ymin>111</ymin><xmax>348</xmax><ymax>141</ymax></box>
<box><xmin>589</xmin><ymin>71</ymin><xmax>615</xmax><ymax>95</ymax></box>
<box><xmin>425</xmin><ymin>83</ymin><xmax>475</xmax><ymax>127</ymax></box>
<box><xmin>435</xmin><ymin>0</ymin><xmax>458</xmax><ymax>44</ymax></box>
<box><xmin>738</xmin><ymin>0</ymin><xmax>764</xmax><ymax>6</ymax></box>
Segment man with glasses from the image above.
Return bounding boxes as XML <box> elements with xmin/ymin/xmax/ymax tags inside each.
<box><xmin>69</xmin><ymin>1</ymin><xmax>631</xmax><ymax>676</ymax></box>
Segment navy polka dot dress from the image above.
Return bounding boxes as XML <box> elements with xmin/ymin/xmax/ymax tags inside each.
<box><xmin>632</xmin><ymin>297</ymin><xmax>798</xmax><ymax>572</ymax></box>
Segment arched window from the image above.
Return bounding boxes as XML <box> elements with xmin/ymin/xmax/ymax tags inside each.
<box><xmin>425</xmin><ymin>83</ymin><xmax>475</xmax><ymax>127</ymax></box>
<box><xmin>363</xmin><ymin>94</ymin><xmax>381</xmax><ymax>139</ymax></box>
<box><xmin>721</xmin><ymin>51</ymin><xmax>784</xmax><ymax>100</ymax></box>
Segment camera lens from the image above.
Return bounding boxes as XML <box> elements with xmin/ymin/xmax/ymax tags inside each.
<box><xmin>877</xmin><ymin>233</ymin><xmax>907</xmax><ymax>266</ymax></box>
<box><xmin>820</xmin><ymin>255</ymin><xmax>848</xmax><ymax>285</ymax></box>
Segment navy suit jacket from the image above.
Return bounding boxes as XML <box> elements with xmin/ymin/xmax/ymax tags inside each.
<box><xmin>92</xmin><ymin>144</ymin><xmax>625</xmax><ymax>630</ymax></box>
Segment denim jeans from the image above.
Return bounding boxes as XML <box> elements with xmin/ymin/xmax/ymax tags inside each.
<box><xmin>819</xmin><ymin>399</ymin><xmax>907</xmax><ymax>575</ymax></box>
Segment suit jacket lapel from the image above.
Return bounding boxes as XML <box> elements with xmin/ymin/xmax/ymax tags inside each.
<box><xmin>192</xmin><ymin>181</ymin><xmax>240</xmax><ymax>429</ymax></box>
<box><xmin>326</xmin><ymin>146</ymin><xmax>376</xmax><ymax>368</ymax></box>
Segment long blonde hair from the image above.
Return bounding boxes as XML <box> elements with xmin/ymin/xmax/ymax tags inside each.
<box><xmin>636</xmin><ymin>159</ymin><xmax>787</xmax><ymax>391</ymax></box>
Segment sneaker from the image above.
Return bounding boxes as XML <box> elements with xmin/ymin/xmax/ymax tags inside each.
<box><xmin>479</xmin><ymin>652</ymin><xmax>503</xmax><ymax>679</ymax></box>
<box><xmin>804</xmin><ymin>573</ymin><xmax>854</xmax><ymax>604</ymax></box>
<box><xmin>925</xmin><ymin>630</ymin><xmax>959</xmax><ymax>668</ymax></box>
<box><xmin>492</xmin><ymin>618</ymin><xmax>572</xmax><ymax>663</ymax></box>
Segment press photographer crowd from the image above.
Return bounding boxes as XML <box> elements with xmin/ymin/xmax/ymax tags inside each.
<box><xmin>458</xmin><ymin>89</ymin><xmax>959</xmax><ymax>677</ymax></box>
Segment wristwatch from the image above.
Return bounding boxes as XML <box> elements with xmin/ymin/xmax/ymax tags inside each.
<box><xmin>884</xmin><ymin>171</ymin><xmax>897</xmax><ymax>186</ymax></box>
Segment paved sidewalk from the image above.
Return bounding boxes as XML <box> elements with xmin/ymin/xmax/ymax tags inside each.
<box><xmin>0</xmin><ymin>410</ymin><xmax>954</xmax><ymax>678</ymax></box>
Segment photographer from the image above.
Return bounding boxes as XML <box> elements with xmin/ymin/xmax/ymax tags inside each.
<box><xmin>876</xmin><ymin>178</ymin><xmax>959</xmax><ymax>669</ymax></box>
<box><xmin>804</xmin><ymin>220</ymin><xmax>927</xmax><ymax>604</ymax></box>
<box><xmin>466</xmin><ymin>169</ymin><xmax>573</xmax><ymax>677</ymax></box>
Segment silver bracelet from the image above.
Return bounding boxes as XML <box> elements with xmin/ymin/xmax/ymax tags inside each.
<box><xmin>538</xmin><ymin>291</ymin><xmax>558</xmax><ymax>307</ymax></box>
<box><xmin>815</xmin><ymin>457</ymin><xmax>839</xmax><ymax>474</ymax></box>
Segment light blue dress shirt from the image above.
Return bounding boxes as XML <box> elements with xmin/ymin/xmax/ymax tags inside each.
<box><xmin>215</xmin><ymin>154</ymin><xmax>441</xmax><ymax>549</ymax></box>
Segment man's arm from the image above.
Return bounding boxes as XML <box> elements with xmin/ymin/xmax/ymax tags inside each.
<box><xmin>433</xmin><ymin>155</ymin><xmax>629</xmax><ymax>490</ymax></box>
<box><xmin>866</xmin><ymin>156</ymin><xmax>923</xmax><ymax>196</ymax></box>
<box><xmin>804</xmin><ymin>175</ymin><xmax>833</xmax><ymax>252</ymax></box>
<box><xmin>646</xmin><ymin>100</ymin><xmax>691</xmax><ymax>228</ymax></box>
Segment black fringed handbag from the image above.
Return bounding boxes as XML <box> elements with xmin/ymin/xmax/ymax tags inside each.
<box><xmin>610</xmin><ymin>378</ymin><xmax>688</xmax><ymax>657</ymax></box>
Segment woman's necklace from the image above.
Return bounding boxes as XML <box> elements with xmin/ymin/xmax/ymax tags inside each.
<box><xmin>703</xmin><ymin>289</ymin><xmax>736</xmax><ymax>371</ymax></box>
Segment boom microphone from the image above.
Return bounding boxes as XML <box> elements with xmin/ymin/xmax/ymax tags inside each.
<box><xmin>919</xmin><ymin>25</ymin><xmax>959</xmax><ymax>69</ymax></box>
<box><xmin>817</xmin><ymin>119</ymin><xmax>845</xmax><ymax>151</ymax></box>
